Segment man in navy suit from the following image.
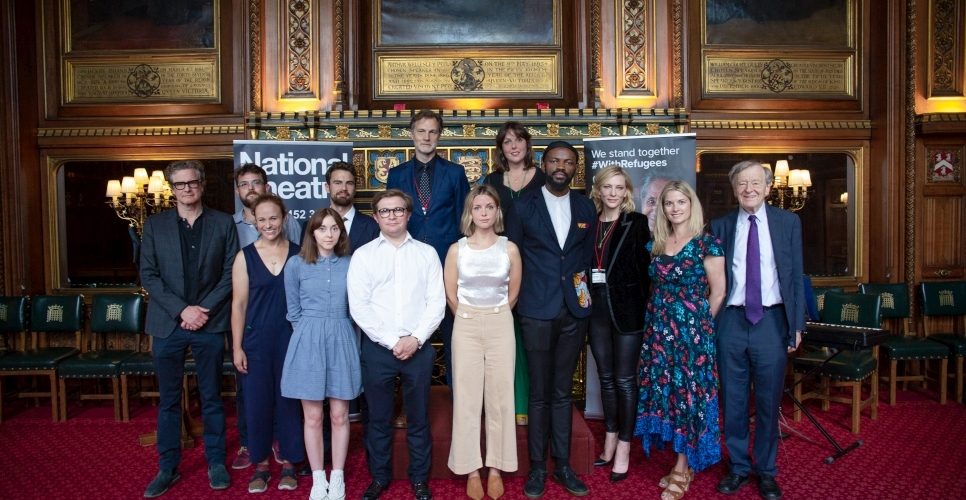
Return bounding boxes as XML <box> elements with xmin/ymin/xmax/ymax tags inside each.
<box><xmin>140</xmin><ymin>160</ymin><xmax>238</xmax><ymax>497</ymax></box>
<box><xmin>387</xmin><ymin>110</ymin><xmax>470</xmax><ymax>385</ymax></box>
<box><xmin>325</xmin><ymin>161</ymin><xmax>379</xmax><ymax>254</ymax></box>
<box><xmin>710</xmin><ymin>160</ymin><xmax>805</xmax><ymax>500</ymax></box>
<box><xmin>514</xmin><ymin>141</ymin><xmax>595</xmax><ymax>498</ymax></box>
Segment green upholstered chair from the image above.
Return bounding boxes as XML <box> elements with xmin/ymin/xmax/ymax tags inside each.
<box><xmin>859</xmin><ymin>283</ymin><xmax>950</xmax><ymax>405</ymax></box>
<box><xmin>921</xmin><ymin>281</ymin><xmax>966</xmax><ymax>404</ymax></box>
<box><xmin>118</xmin><ymin>308</ymin><xmax>157</xmax><ymax>422</ymax></box>
<box><xmin>0</xmin><ymin>296</ymin><xmax>29</xmax><ymax>422</ymax></box>
<box><xmin>57</xmin><ymin>294</ymin><xmax>143</xmax><ymax>421</ymax></box>
<box><xmin>0</xmin><ymin>295</ymin><xmax>82</xmax><ymax>422</ymax></box>
<box><xmin>793</xmin><ymin>292</ymin><xmax>881</xmax><ymax>434</ymax></box>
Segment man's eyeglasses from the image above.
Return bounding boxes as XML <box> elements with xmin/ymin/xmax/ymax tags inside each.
<box><xmin>172</xmin><ymin>179</ymin><xmax>202</xmax><ymax>190</ymax></box>
<box><xmin>376</xmin><ymin>207</ymin><xmax>408</xmax><ymax>218</ymax></box>
<box><xmin>237</xmin><ymin>179</ymin><xmax>265</xmax><ymax>189</ymax></box>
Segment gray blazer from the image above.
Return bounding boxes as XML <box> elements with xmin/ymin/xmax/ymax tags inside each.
<box><xmin>140</xmin><ymin>207</ymin><xmax>238</xmax><ymax>338</ymax></box>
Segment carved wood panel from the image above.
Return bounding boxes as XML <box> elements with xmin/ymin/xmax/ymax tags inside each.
<box><xmin>928</xmin><ymin>0</ymin><xmax>964</xmax><ymax>98</ymax></box>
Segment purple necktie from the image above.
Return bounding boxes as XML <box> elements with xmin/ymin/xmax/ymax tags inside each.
<box><xmin>745</xmin><ymin>214</ymin><xmax>763</xmax><ymax>325</ymax></box>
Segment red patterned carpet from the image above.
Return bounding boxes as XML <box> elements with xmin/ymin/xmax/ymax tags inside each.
<box><xmin>1</xmin><ymin>389</ymin><xmax>964</xmax><ymax>499</ymax></box>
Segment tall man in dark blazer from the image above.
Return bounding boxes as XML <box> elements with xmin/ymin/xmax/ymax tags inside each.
<box><xmin>140</xmin><ymin>160</ymin><xmax>239</xmax><ymax>498</ymax></box>
<box><xmin>514</xmin><ymin>141</ymin><xmax>596</xmax><ymax>498</ymax></box>
<box><xmin>387</xmin><ymin>110</ymin><xmax>470</xmax><ymax>385</ymax></box>
<box><xmin>710</xmin><ymin>160</ymin><xmax>805</xmax><ymax>500</ymax></box>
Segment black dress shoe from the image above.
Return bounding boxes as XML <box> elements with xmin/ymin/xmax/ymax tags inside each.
<box><xmin>362</xmin><ymin>480</ymin><xmax>388</xmax><ymax>500</ymax></box>
<box><xmin>411</xmin><ymin>481</ymin><xmax>432</xmax><ymax>500</ymax></box>
<box><xmin>758</xmin><ymin>475</ymin><xmax>783</xmax><ymax>499</ymax></box>
<box><xmin>717</xmin><ymin>473</ymin><xmax>750</xmax><ymax>495</ymax></box>
<box><xmin>523</xmin><ymin>469</ymin><xmax>547</xmax><ymax>498</ymax></box>
<box><xmin>609</xmin><ymin>471</ymin><xmax>628</xmax><ymax>483</ymax></box>
<box><xmin>551</xmin><ymin>466</ymin><xmax>589</xmax><ymax>497</ymax></box>
<box><xmin>592</xmin><ymin>456</ymin><xmax>612</xmax><ymax>467</ymax></box>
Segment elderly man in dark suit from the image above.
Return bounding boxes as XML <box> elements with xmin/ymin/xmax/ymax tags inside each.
<box><xmin>710</xmin><ymin>160</ymin><xmax>805</xmax><ymax>500</ymax></box>
<box><xmin>140</xmin><ymin>160</ymin><xmax>239</xmax><ymax>498</ymax></box>
<box><xmin>513</xmin><ymin>141</ymin><xmax>596</xmax><ymax>498</ymax></box>
<box><xmin>387</xmin><ymin>110</ymin><xmax>470</xmax><ymax>386</ymax></box>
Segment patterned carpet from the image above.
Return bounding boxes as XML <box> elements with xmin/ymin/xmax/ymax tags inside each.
<box><xmin>1</xmin><ymin>388</ymin><xmax>964</xmax><ymax>499</ymax></box>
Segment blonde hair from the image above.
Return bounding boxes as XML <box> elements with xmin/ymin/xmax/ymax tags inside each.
<box><xmin>651</xmin><ymin>180</ymin><xmax>705</xmax><ymax>256</ymax></box>
<box><xmin>589</xmin><ymin>165</ymin><xmax>636</xmax><ymax>214</ymax></box>
<box><xmin>460</xmin><ymin>184</ymin><xmax>504</xmax><ymax>236</ymax></box>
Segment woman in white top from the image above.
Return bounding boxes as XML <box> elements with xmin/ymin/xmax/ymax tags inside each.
<box><xmin>444</xmin><ymin>184</ymin><xmax>522</xmax><ymax>500</ymax></box>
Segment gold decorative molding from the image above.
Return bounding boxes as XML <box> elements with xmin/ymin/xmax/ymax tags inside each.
<box><xmin>333</xmin><ymin>0</ymin><xmax>346</xmax><ymax>110</ymax></box>
<box><xmin>671</xmin><ymin>0</ymin><xmax>684</xmax><ymax>108</ymax></box>
<box><xmin>929</xmin><ymin>0</ymin><xmax>960</xmax><ymax>96</ymax></box>
<box><xmin>462</xmin><ymin>124</ymin><xmax>477</xmax><ymax>137</ymax></box>
<box><xmin>590</xmin><ymin>0</ymin><xmax>603</xmax><ymax>107</ymax></box>
<box><xmin>275</xmin><ymin>126</ymin><xmax>292</xmax><ymax>140</ymax></box>
<box><xmin>283</xmin><ymin>0</ymin><xmax>314</xmax><ymax>97</ymax></box>
<box><xmin>906</xmin><ymin>0</ymin><xmax>918</xmax><ymax>303</ymax></box>
<box><xmin>547</xmin><ymin>123</ymin><xmax>560</xmax><ymax>136</ymax></box>
<box><xmin>917</xmin><ymin>113</ymin><xmax>966</xmax><ymax>123</ymax></box>
<box><xmin>588</xmin><ymin>123</ymin><xmax>602</xmax><ymax>136</ymax></box>
<box><xmin>617</xmin><ymin>0</ymin><xmax>654</xmax><ymax>96</ymax></box>
<box><xmin>249</xmin><ymin>0</ymin><xmax>261</xmax><ymax>111</ymax></box>
<box><xmin>336</xmin><ymin>125</ymin><xmax>349</xmax><ymax>139</ymax></box>
<box><xmin>691</xmin><ymin>120</ymin><xmax>872</xmax><ymax>130</ymax></box>
<box><xmin>37</xmin><ymin>125</ymin><xmax>244</xmax><ymax>137</ymax></box>
<box><xmin>378</xmin><ymin>124</ymin><xmax>392</xmax><ymax>138</ymax></box>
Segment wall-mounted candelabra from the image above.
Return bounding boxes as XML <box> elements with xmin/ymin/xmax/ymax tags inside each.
<box><xmin>766</xmin><ymin>159</ymin><xmax>811</xmax><ymax>212</ymax></box>
<box><xmin>105</xmin><ymin>168</ymin><xmax>175</xmax><ymax>238</ymax></box>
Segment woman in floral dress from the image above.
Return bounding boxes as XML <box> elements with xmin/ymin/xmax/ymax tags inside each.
<box><xmin>635</xmin><ymin>180</ymin><xmax>726</xmax><ymax>500</ymax></box>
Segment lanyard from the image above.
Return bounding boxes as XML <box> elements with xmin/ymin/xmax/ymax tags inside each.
<box><xmin>594</xmin><ymin>218</ymin><xmax>618</xmax><ymax>269</ymax></box>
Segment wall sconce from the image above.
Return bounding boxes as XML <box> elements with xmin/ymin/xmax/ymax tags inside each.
<box><xmin>768</xmin><ymin>159</ymin><xmax>811</xmax><ymax>212</ymax></box>
<box><xmin>105</xmin><ymin>169</ymin><xmax>174</xmax><ymax>237</ymax></box>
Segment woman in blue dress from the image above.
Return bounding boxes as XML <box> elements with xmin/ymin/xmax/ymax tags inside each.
<box><xmin>230</xmin><ymin>194</ymin><xmax>305</xmax><ymax>493</ymax></box>
<box><xmin>635</xmin><ymin>181</ymin><xmax>726</xmax><ymax>500</ymax></box>
<box><xmin>281</xmin><ymin>208</ymin><xmax>362</xmax><ymax>500</ymax></box>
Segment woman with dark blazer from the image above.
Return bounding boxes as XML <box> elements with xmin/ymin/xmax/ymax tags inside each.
<box><xmin>587</xmin><ymin>165</ymin><xmax>651</xmax><ymax>481</ymax></box>
<box><xmin>482</xmin><ymin>121</ymin><xmax>546</xmax><ymax>425</ymax></box>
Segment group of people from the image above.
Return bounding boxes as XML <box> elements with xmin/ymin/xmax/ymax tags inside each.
<box><xmin>138</xmin><ymin>109</ymin><xmax>804</xmax><ymax>500</ymax></box>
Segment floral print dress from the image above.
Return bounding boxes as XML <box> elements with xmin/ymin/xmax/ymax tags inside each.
<box><xmin>634</xmin><ymin>233</ymin><xmax>723</xmax><ymax>472</ymax></box>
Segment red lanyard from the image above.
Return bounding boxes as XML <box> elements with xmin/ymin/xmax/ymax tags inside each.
<box><xmin>594</xmin><ymin>219</ymin><xmax>618</xmax><ymax>269</ymax></box>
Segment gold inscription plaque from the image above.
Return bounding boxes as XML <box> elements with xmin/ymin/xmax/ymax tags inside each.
<box><xmin>376</xmin><ymin>55</ymin><xmax>559</xmax><ymax>97</ymax></box>
<box><xmin>704</xmin><ymin>56</ymin><xmax>853</xmax><ymax>98</ymax></box>
<box><xmin>66</xmin><ymin>59</ymin><xmax>220</xmax><ymax>103</ymax></box>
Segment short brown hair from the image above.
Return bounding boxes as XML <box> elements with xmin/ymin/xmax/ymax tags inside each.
<box><xmin>409</xmin><ymin>109</ymin><xmax>443</xmax><ymax>131</ymax></box>
<box><xmin>234</xmin><ymin>163</ymin><xmax>267</xmax><ymax>185</ymax></box>
<box><xmin>299</xmin><ymin>208</ymin><xmax>349</xmax><ymax>263</ymax></box>
<box><xmin>251</xmin><ymin>193</ymin><xmax>286</xmax><ymax>218</ymax></box>
<box><xmin>325</xmin><ymin>161</ymin><xmax>355</xmax><ymax>184</ymax></box>
<box><xmin>460</xmin><ymin>185</ymin><xmax>504</xmax><ymax>236</ymax></box>
<box><xmin>372</xmin><ymin>188</ymin><xmax>413</xmax><ymax>213</ymax></box>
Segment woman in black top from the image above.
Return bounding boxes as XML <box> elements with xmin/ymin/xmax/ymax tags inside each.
<box><xmin>587</xmin><ymin>165</ymin><xmax>652</xmax><ymax>482</ymax></box>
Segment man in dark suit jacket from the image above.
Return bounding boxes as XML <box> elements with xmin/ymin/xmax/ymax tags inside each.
<box><xmin>710</xmin><ymin>160</ymin><xmax>805</xmax><ymax>500</ymax></box>
<box><xmin>514</xmin><ymin>141</ymin><xmax>595</xmax><ymax>498</ymax></box>
<box><xmin>140</xmin><ymin>160</ymin><xmax>239</xmax><ymax>498</ymax></box>
<box><xmin>387</xmin><ymin>110</ymin><xmax>470</xmax><ymax>385</ymax></box>
<box><xmin>325</xmin><ymin>161</ymin><xmax>379</xmax><ymax>253</ymax></box>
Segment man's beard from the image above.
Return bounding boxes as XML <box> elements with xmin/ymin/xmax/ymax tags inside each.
<box><xmin>546</xmin><ymin>170</ymin><xmax>573</xmax><ymax>191</ymax></box>
<box><xmin>331</xmin><ymin>192</ymin><xmax>353</xmax><ymax>207</ymax></box>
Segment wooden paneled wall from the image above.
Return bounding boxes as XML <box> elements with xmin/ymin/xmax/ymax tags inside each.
<box><xmin>0</xmin><ymin>0</ymin><xmax>963</xmax><ymax>296</ymax></box>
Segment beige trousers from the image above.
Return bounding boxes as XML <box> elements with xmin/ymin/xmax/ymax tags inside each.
<box><xmin>447</xmin><ymin>303</ymin><xmax>518</xmax><ymax>475</ymax></box>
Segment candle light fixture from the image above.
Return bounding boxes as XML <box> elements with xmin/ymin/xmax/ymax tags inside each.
<box><xmin>767</xmin><ymin>159</ymin><xmax>811</xmax><ymax>212</ymax></box>
<box><xmin>105</xmin><ymin>169</ymin><xmax>175</xmax><ymax>237</ymax></box>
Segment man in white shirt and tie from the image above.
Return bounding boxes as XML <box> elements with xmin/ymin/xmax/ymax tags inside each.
<box><xmin>347</xmin><ymin>188</ymin><xmax>445</xmax><ymax>500</ymax></box>
<box><xmin>710</xmin><ymin>160</ymin><xmax>805</xmax><ymax>500</ymax></box>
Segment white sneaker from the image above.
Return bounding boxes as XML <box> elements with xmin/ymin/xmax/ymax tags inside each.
<box><xmin>327</xmin><ymin>471</ymin><xmax>345</xmax><ymax>500</ymax></box>
<box><xmin>309</xmin><ymin>470</ymin><xmax>328</xmax><ymax>500</ymax></box>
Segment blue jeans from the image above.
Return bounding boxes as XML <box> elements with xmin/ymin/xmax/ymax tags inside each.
<box><xmin>153</xmin><ymin>328</ymin><xmax>227</xmax><ymax>471</ymax></box>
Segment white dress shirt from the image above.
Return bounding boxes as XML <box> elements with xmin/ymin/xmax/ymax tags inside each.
<box><xmin>347</xmin><ymin>232</ymin><xmax>446</xmax><ymax>350</ymax></box>
<box><xmin>727</xmin><ymin>205</ymin><xmax>783</xmax><ymax>307</ymax></box>
<box><xmin>542</xmin><ymin>186</ymin><xmax>572</xmax><ymax>249</ymax></box>
<box><xmin>341</xmin><ymin>205</ymin><xmax>356</xmax><ymax>234</ymax></box>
